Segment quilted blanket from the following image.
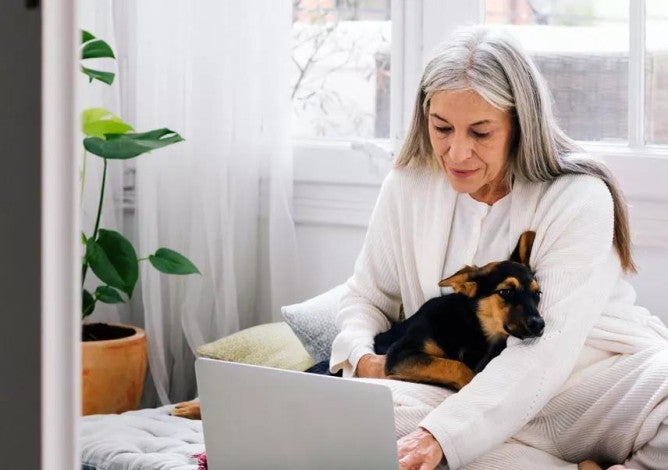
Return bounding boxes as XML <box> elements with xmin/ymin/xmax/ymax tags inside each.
<box><xmin>81</xmin><ymin>405</ymin><xmax>204</xmax><ymax>470</ymax></box>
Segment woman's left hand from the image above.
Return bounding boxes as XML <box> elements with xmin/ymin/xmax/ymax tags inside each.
<box><xmin>397</xmin><ymin>427</ymin><xmax>444</xmax><ymax>470</ymax></box>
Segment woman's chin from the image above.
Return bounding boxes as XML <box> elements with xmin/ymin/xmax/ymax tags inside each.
<box><xmin>446</xmin><ymin>177</ymin><xmax>480</xmax><ymax>195</ymax></box>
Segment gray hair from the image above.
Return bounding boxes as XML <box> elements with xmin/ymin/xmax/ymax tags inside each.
<box><xmin>395</xmin><ymin>26</ymin><xmax>635</xmax><ymax>272</ymax></box>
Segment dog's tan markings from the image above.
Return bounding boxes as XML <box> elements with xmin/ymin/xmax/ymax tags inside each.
<box><xmin>477</xmin><ymin>296</ymin><xmax>509</xmax><ymax>341</ymax></box>
<box><xmin>510</xmin><ymin>230</ymin><xmax>536</xmax><ymax>265</ymax></box>
<box><xmin>519</xmin><ymin>231</ymin><xmax>535</xmax><ymax>264</ymax></box>
<box><xmin>438</xmin><ymin>269</ymin><xmax>472</xmax><ymax>288</ymax></box>
<box><xmin>452</xmin><ymin>265</ymin><xmax>478</xmax><ymax>277</ymax></box>
<box><xmin>438</xmin><ymin>270</ymin><xmax>478</xmax><ymax>297</ymax></box>
<box><xmin>496</xmin><ymin>277</ymin><xmax>520</xmax><ymax>290</ymax></box>
<box><xmin>478</xmin><ymin>262</ymin><xmax>500</xmax><ymax>276</ymax></box>
<box><xmin>458</xmin><ymin>281</ymin><xmax>478</xmax><ymax>297</ymax></box>
<box><xmin>388</xmin><ymin>355</ymin><xmax>474</xmax><ymax>390</ymax></box>
<box><xmin>530</xmin><ymin>279</ymin><xmax>540</xmax><ymax>292</ymax></box>
<box><xmin>422</xmin><ymin>340</ymin><xmax>445</xmax><ymax>357</ymax></box>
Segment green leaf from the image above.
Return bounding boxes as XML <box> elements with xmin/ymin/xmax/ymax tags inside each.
<box><xmin>81</xmin><ymin>65</ymin><xmax>115</xmax><ymax>85</ymax></box>
<box><xmin>82</xmin><ymin>30</ymin><xmax>95</xmax><ymax>44</ymax></box>
<box><xmin>86</xmin><ymin>229</ymin><xmax>139</xmax><ymax>297</ymax></box>
<box><xmin>81</xmin><ymin>38</ymin><xmax>115</xmax><ymax>60</ymax></box>
<box><xmin>82</xmin><ymin>289</ymin><xmax>96</xmax><ymax>319</ymax></box>
<box><xmin>81</xmin><ymin>108</ymin><xmax>133</xmax><ymax>138</ymax></box>
<box><xmin>95</xmin><ymin>285</ymin><xmax>125</xmax><ymax>304</ymax></box>
<box><xmin>84</xmin><ymin>128</ymin><xmax>184</xmax><ymax>160</ymax></box>
<box><xmin>85</xmin><ymin>239</ymin><xmax>126</xmax><ymax>291</ymax></box>
<box><xmin>81</xmin><ymin>231</ymin><xmax>88</xmax><ymax>245</ymax></box>
<box><xmin>149</xmin><ymin>248</ymin><xmax>200</xmax><ymax>275</ymax></box>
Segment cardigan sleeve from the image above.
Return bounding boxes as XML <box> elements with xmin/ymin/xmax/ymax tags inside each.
<box><xmin>419</xmin><ymin>175</ymin><xmax>622</xmax><ymax>469</ymax></box>
<box><xmin>329</xmin><ymin>171</ymin><xmax>404</xmax><ymax>377</ymax></box>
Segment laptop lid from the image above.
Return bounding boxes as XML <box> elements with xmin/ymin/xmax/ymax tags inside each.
<box><xmin>195</xmin><ymin>358</ymin><xmax>400</xmax><ymax>470</ymax></box>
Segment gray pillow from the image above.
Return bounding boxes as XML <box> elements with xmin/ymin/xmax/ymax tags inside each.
<box><xmin>281</xmin><ymin>284</ymin><xmax>348</xmax><ymax>363</ymax></box>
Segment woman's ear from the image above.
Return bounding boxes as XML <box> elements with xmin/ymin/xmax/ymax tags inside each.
<box><xmin>510</xmin><ymin>230</ymin><xmax>536</xmax><ymax>266</ymax></box>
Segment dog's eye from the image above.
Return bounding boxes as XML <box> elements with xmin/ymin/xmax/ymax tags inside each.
<box><xmin>497</xmin><ymin>289</ymin><xmax>512</xmax><ymax>298</ymax></box>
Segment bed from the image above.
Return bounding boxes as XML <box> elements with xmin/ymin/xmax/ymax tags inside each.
<box><xmin>80</xmin><ymin>285</ymin><xmax>345</xmax><ymax>470</ymax></box>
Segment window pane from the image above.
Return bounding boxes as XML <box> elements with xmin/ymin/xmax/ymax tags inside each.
<box><xmin>646</xmin><ymin>0</ymin><xmax>668</xmax><ymax>145</ymax></box>
<box><xmin>292</xmin><ymin>0</ymin><xmax>391</xmax><ymax>140</ymax></box>
<box><xmin>486</xmin><ymin>0</ymin><xmax>629</xmax><ymax>143</ymax></box>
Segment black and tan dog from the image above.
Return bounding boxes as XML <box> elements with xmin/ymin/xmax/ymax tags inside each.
<box><xmin>172</xmin><ymin>231</ymin><xmax>542</xmax><ymax>419</ymax></box>
<box><xmin>373</xmin><ymin>231</ymin><xmax>543</xmax><ymax>390</ymax></box>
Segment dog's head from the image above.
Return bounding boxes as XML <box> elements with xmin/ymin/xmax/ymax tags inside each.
<box><xmin>438</xmin><ymin>231</ymin><xmax>544</xmax><ymax>341</ymax></box>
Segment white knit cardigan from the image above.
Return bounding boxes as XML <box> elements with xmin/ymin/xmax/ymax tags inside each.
<box><xmin>329</xmin><ymin>165</ymin><xmax>668</xmax><ymax>468</ymax></box>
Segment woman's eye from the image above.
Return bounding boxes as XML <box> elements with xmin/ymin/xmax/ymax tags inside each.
<box><xmin>472</xmin><ymin>131</ymin><xmax>490</xmax><ymax>138</ymax></box>
<box><xmin>434</xmin><ymin>126</ymin><xmax>452</xmax><ymax>134</ymax></box>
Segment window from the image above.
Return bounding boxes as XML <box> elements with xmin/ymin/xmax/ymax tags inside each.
<box><xmin>486</xmin><ymin>0</ymin><xmax>630</xmax><ymax>143</ymax></box>
<box><xmin>294</xmin><ymin>0</ymin><xmax>668</xmax><ymax>210</ymax></box>
<box><xmin>292</xmin><ymin>0</ymin><xmax>392</xmax><ymax>140</ymax></box>
<box><xmin>646</xmin><ymin>0</ymin><xmax>668</xmax><ymax>145</ymax></box>
<box><xmin>485</xmin><ymin>0</ymin><xmax>668</xmax><ymax>150</ymax></box>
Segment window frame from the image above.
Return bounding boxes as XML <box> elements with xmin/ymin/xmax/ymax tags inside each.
<box><xmin>294</xmin><ymin>0</ymin><xmax>668</xmax><ymax>244</ymax></box>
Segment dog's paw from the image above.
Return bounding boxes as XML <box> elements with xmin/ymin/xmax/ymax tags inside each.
<box><xmin>171</xmin><ymin>399</ymin><xmax>201</xmax><ymax>420</ymax></box>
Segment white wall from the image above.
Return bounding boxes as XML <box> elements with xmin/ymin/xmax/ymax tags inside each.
<box><xmin>295</xmin><ymin>223</ymin><xmax>367</xmax><ymax>300</ymax></box>
<box><xmin>633</xmin><ymin>245</ymin><xmax>668</xmax><ymax>319</ymax></box>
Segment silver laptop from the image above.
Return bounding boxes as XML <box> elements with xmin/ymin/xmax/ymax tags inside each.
<box><xmin>195</xmin><ymin>357</ymin><xmax>400</xmax><ymax>470</ymax></box>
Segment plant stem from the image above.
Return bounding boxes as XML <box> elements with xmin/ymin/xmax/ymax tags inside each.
<box><xmin>80</xmin><ymin>149</ymin><xmax>88</xmax><ymax>208</ymax></box>
<box><xmin>81</xmin><ymin>157</ymin><xmax>108</xmax><ymax>287</ymax></box>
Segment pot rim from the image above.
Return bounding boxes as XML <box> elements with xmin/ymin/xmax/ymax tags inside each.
<box><xmin>81</xmin><ymin>322</ymin><xmax>145</xmax><ymax>345</ymax></box>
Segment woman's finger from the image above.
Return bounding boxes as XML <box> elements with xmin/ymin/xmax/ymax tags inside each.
<box><xmin>398</xmin><ymin>452</ymin><xmax>420</xmax><ymax>469</ymax></box>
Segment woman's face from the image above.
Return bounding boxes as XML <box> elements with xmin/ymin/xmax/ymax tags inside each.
<box><xmin>427</xmin><ymin>89</ymin><xmax>514</xmax><ymax>203</ymax></box>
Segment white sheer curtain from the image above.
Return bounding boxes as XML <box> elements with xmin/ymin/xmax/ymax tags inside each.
<box><xmin>129</xmin><ymin>0</ymin><xmax>298</xmax><ymax>405</ymax></box>
<box><xmin>79</xmin><ymin>1</ymin><xmax>127</xmax><ymax>325</ymax></box>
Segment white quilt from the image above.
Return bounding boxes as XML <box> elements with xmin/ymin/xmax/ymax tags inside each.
<box><xmin>81</xmin><ymin>405</ymin><xmax>204</xmax><ymax>470</ymax></box>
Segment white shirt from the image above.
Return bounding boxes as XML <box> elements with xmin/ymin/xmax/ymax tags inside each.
<box><xmin>441</xmin><ymin>192</ymin><xmax>511</xmax><ymax>291</ymax></box>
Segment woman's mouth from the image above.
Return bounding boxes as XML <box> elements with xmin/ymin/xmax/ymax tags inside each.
<box><xmin>450</xmin><ymin>168</ymin><xmax>479</xmax><ymax>178</ymax></box>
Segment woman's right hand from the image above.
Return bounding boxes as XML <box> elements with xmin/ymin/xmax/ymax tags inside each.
<box><xmin>355</xmin><ymin>353</ymin><xmax>387</xmax><ymax>378</ymax></box>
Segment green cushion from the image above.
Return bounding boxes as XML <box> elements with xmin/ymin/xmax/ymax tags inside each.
<box><xmin>196</xmin><ymin>321</ymin><xmax>315</xmax><ymax>372</ymax></box>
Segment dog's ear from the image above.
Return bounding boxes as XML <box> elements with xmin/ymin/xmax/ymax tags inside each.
<box><xmin>439</xmin><ymin>266</ymin><xmax>479</xmax><ymax>297</ymax></box>
<box><xmin>510</xmin><ymin>231</ymin><xmax>536</xmax><ymax>266</ymax></box>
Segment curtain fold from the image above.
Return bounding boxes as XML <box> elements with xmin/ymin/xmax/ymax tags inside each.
<box><xmin>129</xmin><ymin>0</ymin><xmax>298</xmax><ymax>405</ymax></box>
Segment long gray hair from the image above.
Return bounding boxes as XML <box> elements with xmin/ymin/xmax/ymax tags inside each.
<box><xmin>396</xmin><ymin>26</ymin><xmax>635</xmax><ymax>272</ymax></box>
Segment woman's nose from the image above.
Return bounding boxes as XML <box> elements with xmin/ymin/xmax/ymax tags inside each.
<box><xmin>448</xmin><ymin>133</ymin><xmax>472</xmax><ymax>163</ymax></box>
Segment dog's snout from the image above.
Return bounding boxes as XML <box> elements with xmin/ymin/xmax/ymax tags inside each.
<box><xmin>526</xmin><ymin>316</ymin><xmax>545</xmax><ymax>336</ymax></box>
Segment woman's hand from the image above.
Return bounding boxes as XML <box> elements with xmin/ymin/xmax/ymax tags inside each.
<box><xmin>397</xmin><ymin>427</ymin><xmax>444</xmax><ymax>470</ymax></box>
<box><xmin>355</xmin><ymin>353</ymin><xmax>387</xmax><ymax>378</ymax></box>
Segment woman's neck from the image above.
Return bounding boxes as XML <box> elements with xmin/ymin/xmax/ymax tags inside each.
<box><xmin>469</xmin><ymin>179</ymin><xmax>511</xmax><ymax>205</ymax></box>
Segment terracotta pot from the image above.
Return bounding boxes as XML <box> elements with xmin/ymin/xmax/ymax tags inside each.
<box><xmin>82</xmin><ymin>323</ymin><xmax>147</xmax><ymax>415</ymax></box>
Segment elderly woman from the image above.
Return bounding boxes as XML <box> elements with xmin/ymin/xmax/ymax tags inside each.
<box><xmin>329</xmin><ymin>27</ymin><xmax>668</xmax><ymax>470</ymax></box>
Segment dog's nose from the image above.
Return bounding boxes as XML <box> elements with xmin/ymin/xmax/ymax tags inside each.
<box><xmin>526</xmin><ymin>316</ymin><xmax>545</xmax><ymax>336</ymax></box>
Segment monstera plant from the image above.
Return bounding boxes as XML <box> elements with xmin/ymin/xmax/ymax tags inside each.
<box><xmin>80</xmin><ymin>30</ymin><xmax>199</xmax><ymax>329</ymax></box>
<box><xmin>80</xmin><ymin>30</ymin><xmax>199</xmax><ymax>414</ymax></box>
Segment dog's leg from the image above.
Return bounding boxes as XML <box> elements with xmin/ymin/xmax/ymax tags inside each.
<box><xmin>386</xmin><ymin>352</ymin><xmax>474</xmax><ymax>390</ymax></box>
<box><xmin>171</xmin><ymin>399</ymin><xmax>201</xmax><ymax>420</ymax></box>
<box><xmin>472</xmin><ymin>338</ymin><xmax>506</xmax><ymax>373</ymax></box>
